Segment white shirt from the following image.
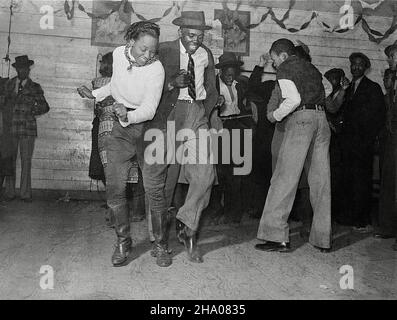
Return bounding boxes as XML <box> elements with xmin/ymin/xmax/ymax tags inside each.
<box><xmin>15</xmin><ymin>78</ymin><xmax>27</xmax><ymax>94</ymax></box>
<box><xmin>178</xmin><ymin>40</ymin><xmax>208</xmax><ymax>101</ymax></box>
<box><xmin>352</xmin><ymin>76</ymin><xmax>364</xmax><ymax>94</ymax></box>
<box><xmin>93</xmin><ymin>46</ymin><xmax>165</xmax><ymax>127</ymax></box>
<box><xmin>273</xmin><ymin>79</ymin><xmax>302</xmax><ymax>122</ymax></box>
<box><xmin>219</xmin><ymin>78</ymin><xmax>240</xmax><ymax>116</ymax></box>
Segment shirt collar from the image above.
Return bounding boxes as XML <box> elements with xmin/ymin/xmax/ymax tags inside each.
<box><xmin>16</xmin><ymin>78</ymin><xmax>28</xmax><ymax>87</ymax></box>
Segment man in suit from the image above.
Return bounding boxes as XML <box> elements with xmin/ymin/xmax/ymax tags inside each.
<box><xmin>142</xmin><ymin>11</ymin><xmax>218</xmax><ymax>264</ymax></box>
<box><xmin>2</xmin><ymin>55</ymin><xmax>49</xmax><ymax>202</ymax></box>
<box><xmin>341</xmin><ymin>52</ymin><xmax>386</xmax><ymax>232</ymax></box>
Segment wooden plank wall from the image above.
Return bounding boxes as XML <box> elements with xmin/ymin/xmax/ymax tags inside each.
<box><xmin>0</xmin><ymin>0</ymin><xmax>394</xmax><ymax>192</ymax></box>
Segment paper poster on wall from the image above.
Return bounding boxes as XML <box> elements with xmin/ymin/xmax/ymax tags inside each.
<box><xmin>91</xmin><ymin>1</ymin><xmax>131</xmax><ymax>47</ymax></box>
<box><xmin>214</xmin><ymin>9</ymin><xmax>250</xmax><ymax>56</ymax></box>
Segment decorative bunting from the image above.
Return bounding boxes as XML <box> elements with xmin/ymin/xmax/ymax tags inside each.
<box><xmin>62</xmin><ymin>0</ymin><xmax>397</xmax><ymax>44</ymax></box>
<box><xmin>64</xmin><ymin>0</ymin><xmax>177</xmax><ymax>23</ymax></box>
<box><xmin>221</xmin><ymin>0</ymin><xmax>396</xmax><ymax>44</ymax></box>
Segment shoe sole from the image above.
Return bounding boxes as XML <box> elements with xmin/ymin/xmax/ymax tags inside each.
<box><xmin>156</xmin><ymin>259</ymin><xmax>172</xmax><ymax>267</ymax></box>
<box><xmin>255</xmin><ymin>246</ymin><xmax>291</xmax><ymax>253</ymax></box>
<box><xmin>112</xmin><ymin>251</ymin><xmax>135</xmax><ymax>267</ymax></box>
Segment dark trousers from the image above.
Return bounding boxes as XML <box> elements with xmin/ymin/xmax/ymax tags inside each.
<box><xmin>378</xmin><ymin>130</ymin><xmax>397</xmax><ymax>235</ymax></box>
<box><xmin>4</xmin><ymin>136</ymin><xmax>35</xmax><ymax>200</ymax></box>
<box><xmin>330</xmin><ymin>132</ymin><xmax>344</xmax><ymax>224</ymax></box>
<box><xmin>341</xmin><ymin>134</ymin><xmax>374</xmax><ymax>227</ymax></box>
<box><xmin>105</xmin><ymin>121</ymin><xmax>143</xmax><ymax>211</ymax></box>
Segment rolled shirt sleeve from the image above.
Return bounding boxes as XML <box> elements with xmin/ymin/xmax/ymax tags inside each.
<box><xmin>273</xmin><ymin>79</ymin><xmax>301</xmax><ymax>122</ymax></box>
<box><xmin>119</xmin><ymin>63</ymin><xmax>165</xmax><ymax>127</ymax></box>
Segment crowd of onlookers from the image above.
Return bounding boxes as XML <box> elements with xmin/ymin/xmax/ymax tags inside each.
<box><xmin>202</xmin><ymin>39</ymin><xmax>397</xmax><ymax>252</ymax></box>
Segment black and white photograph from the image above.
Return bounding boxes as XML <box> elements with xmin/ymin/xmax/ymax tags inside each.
<box><xmin>0</xmin><ymin>0</ymin><xmax>396</xmax><ymax>305</ymax></box>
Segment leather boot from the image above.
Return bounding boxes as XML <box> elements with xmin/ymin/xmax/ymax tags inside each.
<box><xmin>151</xmin><ymin>209</ymin><xmax>172</xmax><ymax>267</ymax></box>
<box><xmin>111</xmin><ymin>204</ymin><xmax>134</xmax><ymax>267</ymax></box>
<box><xmin>176</xmin><ymin>219</ymin><xmax>203</xmax><ymax>263</ymax></box>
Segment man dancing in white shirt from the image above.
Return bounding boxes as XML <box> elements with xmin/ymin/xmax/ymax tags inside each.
<box><xmin>78</xmin><ymin>21</ymin><xmax>165</xmax><ymax>267</ymax></box>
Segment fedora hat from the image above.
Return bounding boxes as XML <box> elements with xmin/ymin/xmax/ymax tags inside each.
<box><xmin>215</xmin><ymin>52</ymin><xmax>244</xmax><ymax>69</ymax></box>
<box><xmin>385</xmin><ymin>40</ymin><xmax>397</xmax><ymax>58</ymax></box>
<box><xmin>172</xmin><ymin>11</ymin><xmax>212</xmax><ymax>30</ymax></box>
<box><xmin>12</xmin><ymin>55</ymin><xmax>34</xmax><ymax>68</ymax></box>
<box><xmin>349</xmin><ymin>52</ymin><xmax>371</xmax><ymax>69</ymax></box>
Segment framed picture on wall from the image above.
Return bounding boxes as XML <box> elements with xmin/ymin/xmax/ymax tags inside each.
<box><xmin>91</xmin><ymin>1</ymin><xmax>131</xmax><ymax>47</ymax></box>
<box><xmin>214</xmin><ymin>9</ymin><xmax>250</xmax><ymax>56</ymax></box>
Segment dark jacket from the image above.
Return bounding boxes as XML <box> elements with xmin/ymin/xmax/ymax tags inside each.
<box><xmin>342</xmin><ymin>76</ymin><xmax>386</xmax><ymax>142</ymax></box>
<box><xmin>151</xmin><ymin>39</ymin><xmax>218</xmax><ymax>130</ymax></box>
<box><xmin>0</xmin><ymin>77</ymin><xmax>14</xmax><ymax>174</ymax></box>
<box><xmin>3</xmin><ymin>77</ymin><xmax>49</xmax><ymax>137</ymax></box>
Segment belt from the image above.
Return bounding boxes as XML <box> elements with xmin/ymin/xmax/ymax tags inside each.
<box><xmin>295</xmin><ymin>104</ymin><xmax>325</xmax><ymax>112</ymax></box>
<box><xmin>177</xmin><ymin>99</ymin><xmax>204</xmax><ymax>104</ymax></box>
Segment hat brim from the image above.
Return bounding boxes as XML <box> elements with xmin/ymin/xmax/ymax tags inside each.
<box><xmin>215</xmin><ymin>61</ymin><xmax>244</xmax><ymax>69</ymax></box>
<box><xmin>349</xmin><ymin>53</ymin><xmax>371</xmax><ymax>69</ymax></box>
<box><xmin>172</xmin><ymin>17</ymin><xmax>212</xmax><ymax>30</ymax></box>
<box><xmin>12</xmin><ymin>60</ymin><xmax>34</xmax><ymax>68</ymax></box>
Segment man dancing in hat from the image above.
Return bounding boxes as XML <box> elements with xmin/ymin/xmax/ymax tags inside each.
<box><xmin>142</xmin><ymin>11</ymin><xmax>218</xmax><ymax>264</ymax></box>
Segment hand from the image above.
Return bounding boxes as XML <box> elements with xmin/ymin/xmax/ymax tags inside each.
<box><xmin>215</xmin><ymin>95</ymin><xmax>225</xmax><ymax>108</ymax></box>
<box><xmin>341</xmin><ymin>77</ymin><xmax>350</xmax><ymax>90</ymax></box>
<box><xmin>170</xmin><ymin>70</ymin><xmax>190</xmax><ymax>89</ymax></box>
<box><xmin>259</xmin><ymin>53</ymin><xmax>270</xmax><ymax>68</ymax></box>
<box><xmin>267</xmin><ymin>111</ymin><xmax>277</xmax><ymax>123</ymax></box>
<box><xmin>77</xmin><ymin>85</ymin><xmax>94</xmax><ymax>99</ymax></box>
<box><xmin>113</xmin><ymin>103</ymin><xmax>128</xmax><ymax>122</ymax></box>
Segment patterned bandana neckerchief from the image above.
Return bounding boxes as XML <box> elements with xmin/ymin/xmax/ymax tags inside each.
<box><xmin>124</xmin><ymin>45</ymin><xmax>158</xmax><ymax>71</ymax></box>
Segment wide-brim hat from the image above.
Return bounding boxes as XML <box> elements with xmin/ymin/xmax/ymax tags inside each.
<box><xmin>12</xmin><ymin>55</ymin><xmax>34</xmax><ymax>68</ymax></box>
<box><xmin>349</xmin><ymin>52</ymin><xmax>371</xmax><ymax>69</ymax></box>
<box><xmin>172</xmin><ymin>11</ymin><xmax>212</xmax><ymax>30</ymax></box>
<box><xmin>215</xmin><ymin>52</ymin><xmax>244</xmax><ymax>69</ymax></box>
<box><xmin>385</xmin><ymin>40</ymin><xmax>397</xmax><ymax>58</ymax></box>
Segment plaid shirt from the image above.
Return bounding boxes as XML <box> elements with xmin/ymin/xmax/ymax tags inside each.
<box><xmin>4</xmin><ymin>77</ymin><xmax>49</xmax><ymax>137</ymax></box>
